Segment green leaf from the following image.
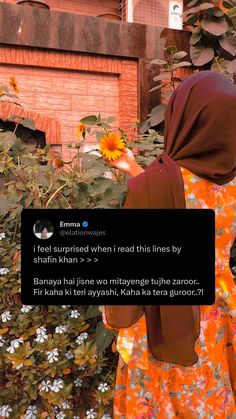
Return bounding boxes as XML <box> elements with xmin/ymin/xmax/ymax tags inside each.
<box><xmin>172</xmin><ymin>62</ymin><xmax>192</xmax><ymax>69</ymax></box>
<box><xmin>20</xmin><ymin>118</ymin><xmax>36</xmax><ymax>131</ymax></box>
<box><xmin>184</xmin><ymin>3</ymin><xmax>215</xmax><ymax>16</ymax></box>
<box><xmin>222</xmin><ymin>1</ymin><xmax>233</xmax><ymax>8</ymax></box>
<box><xmin>149</xmin><ymin>83</ymin><xmax>166</xmax><ymax>93</ymax></box>
<box><xmin>80</xmin><ymin>115</ymin><xmax>98</xmax><ymax>125</ymax></box>
<box><xmin>224</xmin><ymin>13</ymin><xmax>235</xmax><ymax>27</ymax></box>
<box><xmin>149</xmin><ymin>105</ymin><xmax>166</xmax><ymax>127</ymax></box>
<box><xmin>95</xmin><ymin>321</ymin><xmax>115</xmax><ymax>352</ymax></box>
<box><xmin>105</xmin><ymin>116</ymin><xmax>117</xmax><ymax>123</ymax></box>
<box><xmin>150</xmin><ymin>59</ymin><xmax>168</xmax><ymax>66</ymax></box>
<box><xmin>85</xmin><ymin>305</ymin><xmax>101</xmax><ymax>320</ymax></box>
<box><xmin>190</xmin><ymin>45</ymin><xmax>214</xmax><ymax>66</ymax></box>
<box><xmin>206</xmin><ymin>7</ymin><xmax>224</xmax><ymax>17</ymax></box>
<box><xmin>97</xmin><ymin>112</ymin><xmax>102</xmax><ymax>125</ymax></box>
<box><xmin>153</xmin><ymin>72</ymin><xmax>171</xmax><ymax>81</ymax></box>
<box><xmin>100</xmin><ymin>122</ymin><xmax>112</xmax><ymax>130</ymax></box>
<box><xmin>149</xmin><ymin>104</ymin><xmax>166</xmax><ymax>116</ymax></box>
<box><xmin>201</xmin><ymin>17</ymin><xmax>228</xmax><ymax>36</ymax></box>
<box><xmin>0</xmin><ymin>131</ymin><xmax>17</xmax><ymax>151</ymax></box>
<box><xmin>173</xmin><ymin>51</ymin><xmax>188</xmax><ymax>60</ymax></box>
<box><xmin>185</xmin><ymin>14</ymin><xmax>199</xmax><ymax>25</ymax></box>
<box><xmin>165</xmin><ymin>45</ymin><xmax>178</xmax><ymax>54</ymax></box>
<box><xmin>219</xmin><ymin>36</ymin><xmax>236</xmax><ymax>56</ymax></box>
<box><xmin>227</xmin><ymin>58</ymin><xmax>236</xmax><ymax>73</ymax></box>
<box><xmin>89</xmin><ymin>178</ymin><xmax>115</xmax><ymax>196</ymax></box>
<box><xmin>0</xmin><ymin>198</ymin><xmax>10</xmax><ymax>218</ymax></box>
<box><xmin>188</xmin><ymin>0</ymin><xmax>200</xmax><ymax>7</ymax></box>
<box><xmin>190</xmin><ymin>28</ymin><xmax>202</xmax><ymax>45</ymax></box>
<box><xmin>140</xmin><ymin>120</ymin><xmax>151</xmax><ymax>134</ymax></box>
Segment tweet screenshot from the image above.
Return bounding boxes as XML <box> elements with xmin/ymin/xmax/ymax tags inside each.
<box><xmin>21</xmin><ymin>208</ymin><xmax>215</xmax><ymax>305</ymax></box>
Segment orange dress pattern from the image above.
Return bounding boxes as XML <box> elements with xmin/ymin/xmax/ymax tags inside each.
<box><xmin>103</xmin><ymin>166</ymin><xmax>236</xmax><ymax>418</ymax></box>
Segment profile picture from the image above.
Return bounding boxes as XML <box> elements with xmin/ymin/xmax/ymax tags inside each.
<box><xmin>33</xmin><ymin>219</ymin><xmax>54</xmax><ymax>240</ymax></box>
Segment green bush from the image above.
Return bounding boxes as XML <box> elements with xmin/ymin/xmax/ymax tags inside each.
<box><xmin>0</xmin><ymin>80</ymin><xmax>163</xmax><ymax>417</ymax></box>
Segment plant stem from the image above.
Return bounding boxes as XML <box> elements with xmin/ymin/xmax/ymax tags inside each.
<box><xmin>13</xmin><ymin>123</ymin><xmax>19</xmax><ymax>135</ymax></box>
<box><xmin>170</xmin><ymin>68</ymin><xmax>176</xmax><ymax>92</ymax></box>
<box><xmin>45</xmin><ymin>184</ymin><xmax>66</xmax><ymax>208</ymax></box>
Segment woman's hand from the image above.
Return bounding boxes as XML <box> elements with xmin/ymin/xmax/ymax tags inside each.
<box><xmin>106</xmin><ymin>147</ymin><xmax>145</xmax><ymax>177</ymax></box>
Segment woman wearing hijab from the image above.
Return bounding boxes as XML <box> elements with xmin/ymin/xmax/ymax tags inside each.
<box><xmin>102</xmin><ymin>71</ymin><xmax>236</xmax><ymax>417</ymax></box>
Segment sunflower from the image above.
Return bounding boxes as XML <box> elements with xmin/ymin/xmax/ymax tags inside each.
<box><xmin>100</xmin><ymin>131</ymin><xmax>125</xmax><ymax>161</ymax></box>
<box><xmin>9</xmin><ymin>76</ymin><xmax>19</xmax><ymax>94</ymax></box>
<box><xmin>77</xmin><ymin>122</ymin><xmax>86</xmax><ymax>138</ymax></box>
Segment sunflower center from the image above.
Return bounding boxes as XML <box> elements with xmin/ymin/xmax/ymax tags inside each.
<box><xmin>106</xmin><ymin>140</ymin><xmax>117</xmax><ymax>151</ymax></box>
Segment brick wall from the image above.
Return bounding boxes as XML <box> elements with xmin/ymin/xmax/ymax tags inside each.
<box><xmin>0</xmin><ymin>65</ymin><xmax>119</xmax><ymax>160</ymax></box>
<box><xmin>0</xmin><ymin>48</ymin><xmax>138</xmax><ymax>161</ymax></box>
<box><xmin>0</xmin><ymin>0</ymin><xmax>120</xmax><ymax>16</ymax></box>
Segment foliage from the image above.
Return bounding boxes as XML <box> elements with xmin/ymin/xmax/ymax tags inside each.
<box><xmin>0</xmin><ymin>81</ymin><xmax>124</xmax><ymax>417</ymax></box>
<box><xmin>142</xmin><ymin>45</ymin><xmax>192</xmax><ymax>133</ymax></box>
<box><xmin>0</xmin><ymin>139</ymin><xmax>118</xmax><ymax>417</ymax></box>
<box><xmin>79</xmin><ymin>114</ymin><xmax>164</xmax><ymax>168</ymax></box>
<box><xmin>183</xmin><ymin>0</ymin><xmax>236</xmax><ymax>72</ymax></box>
<box><xmin>0</xmin><ymin>77</ymin><xmax>167</xmax><ymax>417</ymax></box>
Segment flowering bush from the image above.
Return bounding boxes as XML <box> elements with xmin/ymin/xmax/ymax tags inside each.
<box><xmin>0</xmin><ymin>78</ymin><xmax>165</xmax><ymax>417</ymax></box>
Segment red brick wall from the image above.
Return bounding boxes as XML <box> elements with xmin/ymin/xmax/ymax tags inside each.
<box><xmin>0</xmin><ymin>47</ymin><xmax>138</xmax><ymax>160</ymax></box>
<box><xmin>0</xmin><ymin>0</ymin><xmax>120</xmax><ymax>17</ymax></box>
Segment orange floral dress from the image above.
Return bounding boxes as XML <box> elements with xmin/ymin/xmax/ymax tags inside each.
<box><xmin>103</xmin><ymin>166</ymin><xmax>236</xmax><ymax>418</ymax></box>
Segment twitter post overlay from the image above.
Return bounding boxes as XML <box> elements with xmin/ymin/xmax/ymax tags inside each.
<box><xmin>21</xmin><ymin>209</ymin><xmax>215</xmax><ymax>305</ymax></box>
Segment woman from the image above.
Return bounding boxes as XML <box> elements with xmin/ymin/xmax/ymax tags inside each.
<box><xmin>102</xmin><ymin>71</ymin><xmax>236</xmax><ymax>418</ymax></box>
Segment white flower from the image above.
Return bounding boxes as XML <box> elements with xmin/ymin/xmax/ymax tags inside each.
<box><xmin>76</xmin><ymin>332</ymin><xmax>88</xmax><ymax>345</ymax></box>
<box><xmin>78</xmin><ymin>364</ymin><xmax>86</xmax><ymax>370</ymax></box>
<box><xmin>62</xmin><ymin>305</ymin><xmax>70</xmax><ymax>309</ymax></box>
<box><xmin>98</xmin><ymin>382</ymin><xmax>109</xmax><ymax>392</ymax></box>
<box><xmin>35</xmin><ymin>327</ymin><xmax>48</xmax><ymax>342</ymax></box>
<box><xmin>10</xmin><ymin>338</ymin><xmax>24</xmax><ymax>348</ymax></box>
<box><xmin>51</xmin><ymin>378</ymin><xmax>64</xmax><ymax>393</ymax></box>
<box><xmin>70</xmin><ymin>310</ymin><xmax>80</xmax><ymax>318</ymax></box>
<box><xmin>21</xmin><ymin>305</ymin><xmax>33</xmax><ymax>313</ymax></box>
<box><xmin>86</xmin><ymin>409</ymin><xmax>97</xmax><ymax>419</ymax></box>
<box><xmin>59</xmin><ymin>401</ymin><xmax>70</xmax><ymax>409</ymax></box>
<box><xmin>55</xmin><ymin>325</ymin><xmax>68</xmax><ymax>334</ymax></box>
<box><xmin>56</xmin><ymin>412</ymin><xmax>66</xmax><ymax>419</ymax></box>
<box><xmin>0</xmin><ymin>336</ymin><xmax>4</xmax><ymax>347</ymax></box>
<box><xmin>0</xmin><ymin>233</ymin><xmax>5</xmax><ymax>240</ymax></box>
<box><xmin>35</xmin><ymin>333</ymin><xmax>48</xmax><ymax>343</ymax></box>
<box><xmin>39</xmin><ymin>380</ymin><xmax>51</xmax><ymax>392</ymax></box>
<box><xmin>36</xmin><ymin>326</ymin><xmax>47</xmax><ymax>334</ymax></box>
<box><xmin>47</xmin><ymin>348</ymin><xmax>59</xmax><ymax>363</ymax></box>
<box><xmin>6</xmin><ymin>338</ymin><xmax>24</xmax><ymax>353</ymax></box>
<box><xmin>0</xmin><ymin>268</ymin><xmax>9</xmax><ymax>275</ymax></box>
<box><xmin>101</xmin><ymin>415</ymin><xmax>111</xmax><ymax>419</ymax></box>
<box><xmin>0</xmin><ymin>404</ymin><xmax>12</xmax><ymax>417</ymax></box>
<box><xmin>74</xmin><ymin>378</ymin><xmax>83</xmax><ymax>387</ymax></box>
<box><xmin>65</xmin><ymin>351</ymin><xmax>74</xmax><ymax>360</ymax></box>
<box><xmin>6</xmin><ymin>346</ymin><xmax>15</xmax><ymax>354</ymax></box>
<box><xmin>73</xmin><ymin>416</ymin><xmax>80</xmax><ymax>419</ymax></box>
<box><xmin>24</xmin><ymin>405</ymin><xmax>37</xmax><ymax>419</ymax></box>
<box><xmin>1</xmin><ymin>311</ymin><xmax>11</xmax><ymax>323</ymax></box>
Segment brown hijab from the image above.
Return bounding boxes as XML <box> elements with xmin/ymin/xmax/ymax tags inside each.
<box><xmin>105</xmin><ymin>71</ymin><xmax>236</xmax><ymax>366</ymax></box>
